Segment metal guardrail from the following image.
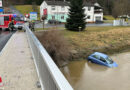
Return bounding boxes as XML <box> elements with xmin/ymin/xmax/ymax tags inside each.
<box><xmin>24</xmin><ymin>25</ymin><xmax>73</xmax><ymax>90</ymax></box>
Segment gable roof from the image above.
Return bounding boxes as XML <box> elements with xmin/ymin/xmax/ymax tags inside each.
<box><xmin>83</xmin><ymin>2</ymin><xmax>94</xmax><ymax>6</ymax></box>
<box><xmin>45</xmin><ymin>1</ymin><xmax>95</xmax><ymax>7</ymax></box>
<box><xmin>45</xmin><ymin>1</ymin><xmax>69</xmax><ymax>6</ymax></box>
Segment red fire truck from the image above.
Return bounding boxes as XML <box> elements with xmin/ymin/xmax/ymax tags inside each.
<box><xmin>0</xmin><ymin>14</ymin><xmax>24</xmax><ymax>30</ymax></box>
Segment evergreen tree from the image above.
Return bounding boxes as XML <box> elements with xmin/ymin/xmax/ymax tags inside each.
<box><xmin>65</xmin><ymin>0</ymin><xmax>86</xmax><ymax>31</ymax></box>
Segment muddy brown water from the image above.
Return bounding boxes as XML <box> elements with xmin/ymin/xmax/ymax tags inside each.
<box><xmin>61</xmin><ymin>52</ymin><xmax>130</xmax><ymax>90</ymax></box>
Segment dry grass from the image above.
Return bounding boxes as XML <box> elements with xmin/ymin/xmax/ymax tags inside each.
<box><xmin>36</xmin><ymin>26</ymin><xmax>130</xmax><ymax>61</ymax></box>
<box><xmin>36</xmin><ymin>31</ymin><xmax>70</xmax><ymax>67</ymax></box>
<box><xmin>61</xmin><ymin>27</ymin><xmax>130</xmax><ymax>60</ymax></box>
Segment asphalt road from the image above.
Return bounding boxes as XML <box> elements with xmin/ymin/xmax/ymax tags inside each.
<box><xmin>35</xmin><ymin>23</ymin><xmax>113</xmax><ymax>29</ymax></box>
<box><xmin>0</xmin><ymin>30</ymin><xmax>15</xmax><ymax>52</ymax></box>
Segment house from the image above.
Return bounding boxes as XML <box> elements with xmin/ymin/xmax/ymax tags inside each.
<box><xmin>40</xmin><ymin>1</ymin><xmax>103</xmax><ymax>23</ymax></box>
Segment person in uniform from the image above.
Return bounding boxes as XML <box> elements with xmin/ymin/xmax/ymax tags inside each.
<box><xmin>9</xmin><ymin>20</ymin><xmax>15</xmax><ymax>31</ymax></box>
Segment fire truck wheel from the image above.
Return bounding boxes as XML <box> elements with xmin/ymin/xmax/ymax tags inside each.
<box><xmin>0</xmin><ymin>28</ymin><xmax>2</xmax><ymax>30</ymax></box>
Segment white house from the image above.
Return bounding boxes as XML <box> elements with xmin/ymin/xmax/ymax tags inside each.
<box><xmin>40</xmin><ymin>1</ymin><xmax>103</xmax><ymax>23</ymax></box>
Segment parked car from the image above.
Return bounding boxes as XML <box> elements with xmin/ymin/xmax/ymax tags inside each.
<box><xmin>95</xmin><ymin>20</ymin><xmax>104</xmax><ymax>24</ymax></box>
<box><xmin>14</xmin><ymin>22</ymin><xmax>24</xmax><ymax>30</ymax></box>
<box><xmin>48</xmin><ymin>20</ymin><xmax>61</xmax><ymax>24</ymax></box>
<box><xmin>14</xmin><ymin>16</ymin><xmax>25</xmax><ymax>30</ymax></box>
<box><xmin>87</xmin><ymin>52</ymin><xmax>118</xmax><ymax>68</ymax></box>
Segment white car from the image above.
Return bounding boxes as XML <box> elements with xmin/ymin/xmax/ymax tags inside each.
<box><xmin>14</xmin><ymin>22</ymin><xmax>24</xmax><ymax>30</ymax></box>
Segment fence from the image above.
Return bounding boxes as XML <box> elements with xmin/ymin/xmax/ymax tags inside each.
<box><xmin>24</xmin><ymin>25</ymin><xmax>73</xmax><ymax>90</ymax></box>
<box><xmin>113</xmin><ymin>19</ymin><xmax>128</xmax><ymax>26</ymax></box>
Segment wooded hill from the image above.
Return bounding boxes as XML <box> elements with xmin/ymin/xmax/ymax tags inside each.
<box><xmin>5</xmin><ymin>0</ymin><xmax>130</xmax><ymax>17</ymax></box>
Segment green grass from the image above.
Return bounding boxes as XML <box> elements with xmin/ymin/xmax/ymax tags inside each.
<box><xmin>63</xmin><ymin>26</ymin><xmax>129</xmax><ymax>37</ymax></box>
<box><xmin>104</xmin><ymin>15</ymin><xmax>115</xmax><ymax>20</ymax></box>
<box><xmin>35</xmin><ymin>27</ymin><xmax>65</xmax><ymax>31</ymax></box>
<box><xmin>15</xmin><ymin>5</ymin><xmax>40</xmax><ymax>20</ymax></box>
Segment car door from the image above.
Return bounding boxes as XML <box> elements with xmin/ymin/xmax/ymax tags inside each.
<box><xmin>99</xmin><ymin>57</ymin><xmax>108</xmax><ymax>66</ymax></box>
<box><xmin>91</xmin><ymin>55</ymin><xmax>102</xmax><ymax>64</ymax></box>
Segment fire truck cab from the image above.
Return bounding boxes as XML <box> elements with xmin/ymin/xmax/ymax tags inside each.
<box><xmin>0</xmin><ymin>14</ymin><xmax>25</xmax><ymax>31</ymax></box>
<box><xmin>0</xmin><ymin>14</ymin><xmax>17</xmax><ymax>30</ymax></box>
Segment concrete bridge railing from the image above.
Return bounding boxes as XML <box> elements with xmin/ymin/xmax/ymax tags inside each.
<box><xmin>24</xmin><ymin>25</ymin><xmax>73</xmax><ymax>90</ymax></box>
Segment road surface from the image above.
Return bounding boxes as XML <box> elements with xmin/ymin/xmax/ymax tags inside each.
<box><xmin>0</xmin><ymin>30</ymin><xmax>15</xmax><ymax>52</ymax></box>
<box><xmin>0</xmin><ymin>32</ymin><xmax>40</xmax><ymax>90</ymax></box>
<box><xmin>35</xmin><ymin>23</ymin><xmax>113</xmax><ymax>29</ymax></box>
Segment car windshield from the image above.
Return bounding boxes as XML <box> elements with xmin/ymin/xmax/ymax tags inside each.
<box><xmin>16</xmin><ymin>23</ymin><xmax>23</xmax><ymax>25</ymax></box>
<box><xmin>14</xmin><ymin>17</ymin><xmax>23</xmax><ymax>21</ymax></box>
<box><xmin>105</xmin><ymin>57</ymin><xmax>113</xmax><ymax>64</ymax></box>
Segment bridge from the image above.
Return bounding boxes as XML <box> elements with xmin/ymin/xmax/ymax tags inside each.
<box><xmin>0</xmin><ymin>25</ymin><xmax>73</xmax><ymax>90</ymax></box>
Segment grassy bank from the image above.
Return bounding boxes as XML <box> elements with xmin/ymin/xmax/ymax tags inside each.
<box><xmin>103</xmin><ymin>15</ymin><xmax>115</xmax><ymax>20</ymax></box>
<box><xmin>61</xmin><ymin>26</ymin><xmax>130</xmax><ymax>60</ymax></box>
<box><xmin>36</xmin><ymin>26</ymin><xmax>130</xmax><ymax>61</ymax></box>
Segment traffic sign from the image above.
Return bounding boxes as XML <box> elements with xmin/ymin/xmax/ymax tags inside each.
<box><xmin>30</xmin><ymin>12</ymin><xmax>37</xmax><ymax>20</ymax></box>
<box><xmin>0</xmin><ymin>8</ymin><xmax>3</xmax><ymax>12</ymax></box>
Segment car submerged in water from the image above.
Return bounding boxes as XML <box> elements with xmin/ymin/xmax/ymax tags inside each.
<box><xmin>87</xmin><ymin>52</ymin><xmax>118</xmax><ymax>68</ymax></box>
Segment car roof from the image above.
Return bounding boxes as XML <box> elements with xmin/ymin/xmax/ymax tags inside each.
<box><xmin>93</xmin><ymin>52</ymin><xmax>108</xmax><ymax>58</ymax></box>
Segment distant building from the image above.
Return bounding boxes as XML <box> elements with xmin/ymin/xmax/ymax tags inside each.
<box><xmin>40</xmin><ymin>1</ymin><xmax>103</xmax><ymax>23</ymax></box>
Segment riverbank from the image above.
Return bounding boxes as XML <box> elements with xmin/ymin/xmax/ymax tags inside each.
<box><xmin>35</xmin><ymin>26</ymin><xmax>130</xmax><ymax>61</ymax></box>
<box><xmin>62</xmin><ymin>26</ymin><xmax>130</xmax><ymax>60</ymax></box>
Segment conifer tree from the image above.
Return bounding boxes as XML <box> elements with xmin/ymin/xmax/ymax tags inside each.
<box><xmin>65</xmin><ymin>0</ymin><xmax>86</xmax><ymax>31</ymax></box>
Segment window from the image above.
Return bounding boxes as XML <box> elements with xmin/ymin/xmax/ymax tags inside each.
<box><xmin>88</xmin><ymin>7</ymin><xmax>91</xmax><ymax>11</ymax></box>
<box><xmin>61</xmin><ymin>6</ymin><xmax>65</xmax><ymax>11</ymax></box>
<box><xmin>52</xmin><ymin>16</ymin><xmax>55</xmax><ymax>20</ymax></box>
<box><xmin>0</xmin><ymin>17</ymin><xmax>4</xmax><ymax>25</ymax></box>
<box><xmin>87</xmin><ymin>15</ymin><xmax>90</xmax><ymax>19</ymax></box>
<box><xmin>51</xmin><ymin>6</ymin><xmax>55</xmax><ymax>10</ymax></box>
<box><xmin>106</xmin><ymin>57</ymin><xmax>113</xmax><ymax>64</ymax></box>
<box><xmin>14</xmin><ymin>17</ymin><xmax>22</xmax><ymax>21</ymax></box>
<box><xmin>4</xmin><ymin>16</ymin><xmax>9</xmax><ymax>21</ymax></box>
<box><xmin>61</xmin><ymin>16</ymin><xmax>64</xmax><ymax>20</ymax></box>
<box><xmin>96</xmin><ymin>16</ymin><xmax>101</xmax><ymax>21</ymax></box>
<box><xmin>100</xmin><ymin>57</ymin><xmax>106</xmax><ymax>62</ymax></box>
<box><xmin>93</xmin><ymin>55</ymin><xmax>100</xmax><ymax>59</ymax></box>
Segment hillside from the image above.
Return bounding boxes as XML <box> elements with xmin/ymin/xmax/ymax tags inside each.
<box><xmin>15</xmin><ymin>5</ymin><xmax>40</xmax><ymax>14</ymax></box>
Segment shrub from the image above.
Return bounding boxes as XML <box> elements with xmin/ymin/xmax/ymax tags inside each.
<box><xmin>36</xmin><ymin>30</ymin><xmax>70</xmax><ymax>67</ymax></box>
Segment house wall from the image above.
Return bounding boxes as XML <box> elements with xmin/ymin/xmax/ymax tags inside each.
<box><xmin>84</xmin><ymin>6</ymin><xmax>95</xmax><ymax>22</ymax></box>
<box><xmin>40</xmin><ymin>1</ymin><xmax>103</xmax><ymax>23</ymax></box>
<box><xmin>47</xmin><ymin>5</ymin><xmax>69</xmax><ymax>22</ymax></box>
<box><xmin>94</xmin><ymin>13</ymin><xmax>103</xmax><ymax>22</ymax></box>
<box><xmin>40</xmin><ymin>1</ymin><xmax>48</xmax><ymax>18</ymax></box>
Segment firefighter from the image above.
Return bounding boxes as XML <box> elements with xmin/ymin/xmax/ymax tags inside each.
<box><xmin>9</xmin><ymin>20</ymin><xmax>15</xmax><ymax>31</ymax></box>
<box><xmin>29</xmin><ymin>20</ymin><xmax>35</xmax><ymax>31</ymax></box>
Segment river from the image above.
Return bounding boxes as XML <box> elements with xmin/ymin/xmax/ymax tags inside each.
<box><xmin>61</xmin><ymin>52</ymin><xmax>130</xmax><ymax>90</ymax></box>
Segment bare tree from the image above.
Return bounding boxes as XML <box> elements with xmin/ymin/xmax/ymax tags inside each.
<box><xmin>112</xmin><ymin>0</ymin><xmax>130</xmax><ymax>18</ymax></box>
